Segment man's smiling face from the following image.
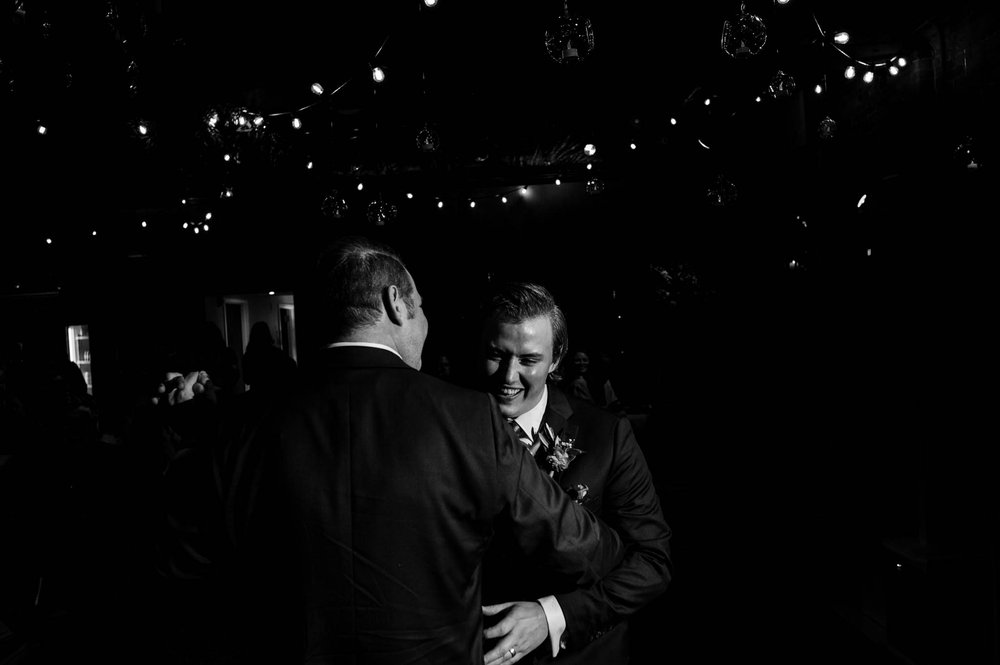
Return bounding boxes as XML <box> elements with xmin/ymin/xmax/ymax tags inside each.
<box><xmin>483</xmin><ymin>314</ymin><xmax>557</xmax><ymax>419</ymax></box>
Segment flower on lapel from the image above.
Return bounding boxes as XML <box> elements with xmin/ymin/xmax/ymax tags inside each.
<box><xmin>541</xmin><ymin>423</ymin><xmax>584</xmax><ymax>476</ymax></box>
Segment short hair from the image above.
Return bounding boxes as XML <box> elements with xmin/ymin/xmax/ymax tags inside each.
<box><xmin>484</xmin><ymin>282</ymin><xmax>569</xmax><ymax>368</ymax></box>
<box><xmin>315</xmin><ymin>236</ymin><xmax>415</xmax><ymax>338</ymax></box>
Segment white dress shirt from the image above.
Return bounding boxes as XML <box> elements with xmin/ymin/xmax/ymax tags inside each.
<box><xmin>510</xmin><ymin>385</ymin><xmax>567</xmax><ymax>658</ymax></box>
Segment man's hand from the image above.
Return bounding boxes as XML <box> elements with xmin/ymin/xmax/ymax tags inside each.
<box><xmin>152</xmin><ymin>371</ymin><xmax>214</xmax><ymax>406</ymax></box>
<box><xmin>482</xmin><ymin>601</ymin><xmax>548</xmax><ymax>665</ymax></box>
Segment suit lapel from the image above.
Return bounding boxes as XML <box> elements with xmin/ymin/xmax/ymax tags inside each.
<box><xmin>539</xmin><ymin>386</ymin><xmax>577</xmax><ymax>480</ymax></box>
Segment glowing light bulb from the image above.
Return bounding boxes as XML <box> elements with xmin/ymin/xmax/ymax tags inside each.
<box><xmin>670</xmin><ymin>117</ymin><xmax>677</xmax><ymax>125</ymax></box>
<box><xmin>269</xmin><ymin>291</ymin><xmax>276</xmax><ymax>296</ymax></box>
<box><xmin>310</xmin><ymin>82</ymin><xmax>324</xmax><ymax>95</ymax></box>
<box><xmin>46</xmin><ymin>238</ymin><xmax>52</xmax><ymax>244</ymax></box>
<box><xmin>372</xmin><ymin>66</ymin><xmax>385</xmax><ymax>83</ymax></box>
<box><xmin>501</xmin><ymin>196</ymin><xmax>508</xmax><ymax>203</ymax></box>
<box><xmin>814</xmin><ymin>84</ymin><xmax>823</xmax><ymax>94</ymax></box>
<box><xmin>845</xmin><ymin>66</ymin><xmax>856</xmax><ymax>79</ymax></box>
<box><xmin>141</xmin><ymin>220</ymin><xmax>147</xmax><ymax>228</ymax></box>
<box><xmin>857</xmin><ymin>194</ymin><xmax>867</xmax><ymax>208</ymax></box>
<box><xmin>704</xmin><ymin>98</ymin><xmax>711</xmax><ymax>106</ymax></box>
<box><xmin>469</xmin><ymin>200</ymin><xmax>476</xmax><ymax>208</ymax></box>
<box><xmin>223</xmin><ymin>153</ymin><xmax>231</xmax><ymax>162</ymax></box>
<box><xmin>194</xmin><ymin>227</ymin><xmax>200</xmax><ymax>234</ymax></box>
<box><xmin>357</xmin><ymin>182</ymin><xmax>363</xmax><ymax>191</ymax></box>
<box><xmin>555</xmin><ymin>178</ymin><xmax>561</xmax><ymax>186</ymax></box>
<box><xmin>92</xmin><ymin>230</ymin><xmax>97</xmax><ymax>236</ymax></box>
<box><xmin>833</xmin><ymin>31</ymin><xmax>850</xmax><ymax>45</ymax></box>
<box><xmin>863</xmin><ymin>71</ymin><xmax>874</xmax><ymax>83</ymax></box>
<box><xmin>253</xmin><ymin>115</ymin><xmax>264</xmax><ymax>127</ymax></box>
<box><xmin>182</xmin><ymin>222</ymin><xmax>189</xmax><ymax>229</ymax></box>
<box><xmin>437</xmin><ymin>200</ymin><xmax>444</xmax><ymax>208</ymax></box>
<box><xmin>896</xmin><ymin>57</ymin><xmax>907</xmax><ymax>67</ymax></box>
<box><xmin>37</xmin><ymin>124</ymin><xmax>47</xmax><ymax>135</ymax></box>
<box><xmin>584</xmin><ymin>143</ymin><xmax>596</xmax><ymax>156</ymax></box>
<box><xmin>755</xmin><ymin>96</ymin><xmax>761</xmax><ymax>102</ymax></box>
<box><xmin>292</xmin><ymin>118</ymin><xmax>302</xmax><ymax>129</ymax></box>
<box><xmin>406</xmin><ymin>193</ymin><xmax>413</xmax><ymax>199</ymax></box>
<box><xmin>204</xmin><ymin>212</ymin><xmax>212</xmax><ymax>221</ymax></box>
<box><xmin>138</xmin><ymin>123</ymin><xmax>148</xmax><ymax>135</ymax></box>
<box><xmin>629</xmin><ymin>142</ymin><xmax>637</xmax><ymax>150</ymax></box>
<box><xmin>586</xmin><ymin>163</ymin><xmax>593</xmax><ymax>170</ymax></box>
<box><xmin>424</xmin><ymin>0</ymin><xmax>437</xmax><ymax>6</ymax></box>
<box><xmin>889</xmin><ymin>65</ymin><xmax>899</xmax><ymax>76</ymax></box>
<box><xmin>203</xmin><ymin>224</ymin><xmax>209</xmax><ymax>231</ymax></box>
<box><xmin>520</xmin><ymin>187</ymin><xmax>528</xmax><ymax>195</ymax></box>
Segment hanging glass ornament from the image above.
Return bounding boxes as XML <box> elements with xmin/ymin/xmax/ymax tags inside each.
<box><xmin>706</xmin><ymin>174</ymin><xmax>738</xmax><ymax>207</ymax></box>
<box><xmin>953</xmin><ymin>136</ymin><xmax>981</xmax><ymax>169</ymax></box>
<box><xmin>416</xmin><ymin>124</ymin><xmax>440</xmax><ymax>152</ymax></box>
<box><xmin>768</xmin><ymin>70</ymin><xmax>797</xmax><ymax>98</ymax></box>
<box><xmin>721</xmin><ymin>4</ymin><xmax>767</xmax><ymax>58</ymax></box>
<box><xmin>818</xmin><ymin>115</ymin><xmax>837</xmax><ymax>140</ymax></box>
<box><xmin>321</xmin><ymin>191</ymin><xmax>349</xmax><ymax>219</ymax></box>
<box><xmin>367</xmin><ymin>200</ymin><xmax>398</xmax><ymax>226</ymax></box>
<box><xmin>545</xmin><ymin>1</ymin><xmax>595</xmax><ymax>64</ymax></box>
<box><xmin>586</xmin><ymin>178</ymin><xmax>605</xmax><ymax>195</ymax></box>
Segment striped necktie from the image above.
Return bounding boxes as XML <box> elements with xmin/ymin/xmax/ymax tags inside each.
<box><xmin>508</xmin><ymin>419</ymin><xmax>535</xmax><ymax>451</ymax></box>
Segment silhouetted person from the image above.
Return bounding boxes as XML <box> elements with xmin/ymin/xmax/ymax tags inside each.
<box><xmin>241</xmin><ymin>321</ymin><xmax>297</xmax><ymax>400</ymax></box>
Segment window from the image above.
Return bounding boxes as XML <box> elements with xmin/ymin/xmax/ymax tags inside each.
<box><xmin>66</xmin><ymin>324</ymin><xmax>92</xmax><ymax>394</ymax></box>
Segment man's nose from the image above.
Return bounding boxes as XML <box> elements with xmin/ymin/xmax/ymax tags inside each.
<box><xmin>502</xmin><ymin>359</ymin><xmax>519</xmax><ymax>384</ymax></box>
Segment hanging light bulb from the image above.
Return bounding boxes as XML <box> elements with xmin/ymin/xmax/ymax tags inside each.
<box><xmin>889</xmin><ymin>65</ymin><xmax>899</xmax><ymax>76</ymax></box>
<box><xmin>896</xmin><ymin>57</ymin><xmax>907</xmax><ymax>67</ymax></box>
<box><xmin>833</xmin><ymin>31</ymin><xmax>850</xmax><ymax>45</ymax></box>
<box><xmin>863</xmin><ymin>70</ymin><xmax>874</xmax><ymax>83</ymax></box>
<box><xmin>291</xmin><ymin>117</ymin><xmax>302</xmax><ymax>129</ymax></box>
<box><xmin>721</xmin><ymin>5</ymin><xmax>768</xmax><ymax>58</ymax></box>
<box><xmin>544</xmin><ymin>0</ymin><xmax>595</xmax><ymax>64</ymax></box>
<box><xmin>424</xmin><ymin>0</ymin><xmax>438</xmax><ymax>6</ymax></box>
<box><xmin>814</xmin><ymin>83</ymin><xmax>823</xmax><ymax>94</ymax></box>
<box><xmin>844</xmin><ymin>65</ymin><xmax>856</xmax><ymax>79</ymax></box>
<box><xmin>310</xmin><ymin>82</ymin><xmax>324</xmax><ymax>95</ymax></box>
<box><xmin>416</xmin><ymin>124</ymin><xmax>441</xmax><ymax>152</ymax></box>
<box><xmin>321</xmin><ymin>191</ymin><xmax>349</xmax><ymax>218</ymax></box>
<box><xmin>768</xmin><ymin>70</ymin><xmax>798</xmax><ymax>98</ymax></box>
<box><xmin>372</xmin><ymin>66</ymin><xmax>385</xmax><ymax>83</ymax></box>
<box><xmin>583</xmin><ymin>143</ymin><xmax>597</xmax><ymax>156</ymax></box>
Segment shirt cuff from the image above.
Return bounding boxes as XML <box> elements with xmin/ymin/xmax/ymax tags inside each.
<box><xmin>537</xmin><ymin>595</ymin><xmax>567</xmax><ymax>658</ymax></box>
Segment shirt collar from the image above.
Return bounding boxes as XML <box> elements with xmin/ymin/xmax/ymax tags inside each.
<box><xmin>513</xmin><ymin>384</ymin><xmax>548</xmax><ymax>441</ymax></box>
<box><xmin>325</xmin><ymin>341</ymin><xmax>402</xmax><ymax>360</ymax></box>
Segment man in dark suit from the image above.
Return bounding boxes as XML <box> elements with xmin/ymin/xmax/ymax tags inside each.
<box><xmin>479</xmin><ymin>282</ymin><xmax>672</xmax><ymax>664</ymax></box>
<box><xmin>217</xmin><ymin>238</ymin><xmax>625</xmax><ymax>665</ymax></box>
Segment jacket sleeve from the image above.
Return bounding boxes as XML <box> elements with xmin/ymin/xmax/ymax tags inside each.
<box><xmin>490</xmin><ymin>396</ymin><xmax>625</xmax><ymax>588</ymax></box>
<box><xmin>553</xmin><ymin>415</ymin><xmax>672</xmax><ymax>649</ymax></box>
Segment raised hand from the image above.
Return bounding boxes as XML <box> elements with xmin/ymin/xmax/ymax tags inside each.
<box><xmin>152</xmin><ymin>370</ymin><xmax>214</xmax><ymax>406</ymax></box>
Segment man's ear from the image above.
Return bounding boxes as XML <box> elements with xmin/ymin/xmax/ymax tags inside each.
<box><xmin>383</xmin><ymin>285</ymin><xmax>407</xmax><ymax>325</ymax></box>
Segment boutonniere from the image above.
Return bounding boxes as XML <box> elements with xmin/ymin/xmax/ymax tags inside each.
<box><xmin>541</xmin><ymin>423</ymin><xmax>584</xmax><ymax>477</ymax></box>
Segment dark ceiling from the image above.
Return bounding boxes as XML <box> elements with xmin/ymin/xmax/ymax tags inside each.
<box><xmin>1</xmin><ymin>0</ymin><xmax>997</xmax><ymax>292</ymax></box>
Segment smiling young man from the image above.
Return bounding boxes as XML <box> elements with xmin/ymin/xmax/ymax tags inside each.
<box><xmin>479</xmin><ymin>282</ymin><xmax>672</xmax><ymax>665</ymax></box>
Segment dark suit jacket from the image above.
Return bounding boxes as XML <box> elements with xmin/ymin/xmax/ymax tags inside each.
<box><xmin>483</xmin><ymin>386</ymin><xmax>672</xmax><ymax>664</ymax></box>
<box><xmin>223</xmin><ymin>347</ymin><xmax>624</xmax><ymax>665</ymax></box>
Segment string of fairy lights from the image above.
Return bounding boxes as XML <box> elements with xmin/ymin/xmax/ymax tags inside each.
<box><xmin>5</xmin><ymin>0</ymin><xmax>965</xmax><ymax>286</ymax></box>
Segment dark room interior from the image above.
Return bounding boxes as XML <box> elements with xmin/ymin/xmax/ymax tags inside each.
<box><xmin>1</xmin><ymin>1</ymin><xmax>998</xmax><ymax>664</ymax></box>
